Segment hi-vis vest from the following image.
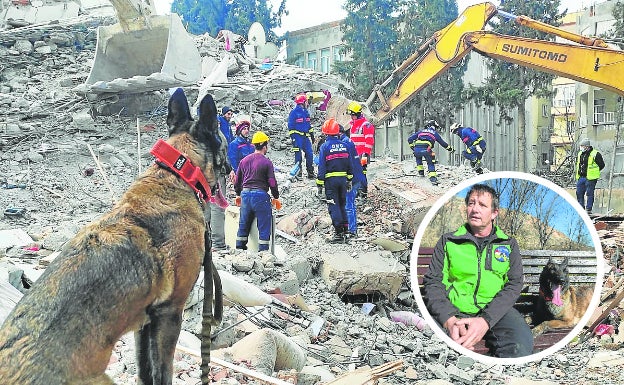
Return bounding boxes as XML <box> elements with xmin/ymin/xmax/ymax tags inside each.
<box><xmin>576</xmin><ymin>149</ymin><xmax>600</xmax><ymax>180</ymax></box>
<box><xmin>443</xmin><ymin>225</ymin><xmax>512</xmax><ymax>315</ymax></box>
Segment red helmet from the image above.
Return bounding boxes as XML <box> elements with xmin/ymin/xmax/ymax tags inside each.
<box><xmin>294</xmin><ymin>93</ymin><xmax>307</xmax><ymax>104</ymax></box>
<box><xmin>321</xmin><ymin>118</ymin><xmax>340</xmax><ymax>135</ymax></box>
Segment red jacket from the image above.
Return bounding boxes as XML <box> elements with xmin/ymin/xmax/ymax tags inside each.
<box><xmin>349</xmin><ymin>116</ymin><xmax>375</xmax><ymax>157</ymax></box>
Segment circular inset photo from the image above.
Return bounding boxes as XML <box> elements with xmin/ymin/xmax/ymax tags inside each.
<box><xmin>410</xmin><ymin>171</ymin><xmax>604</xmax><ymax>365</ymax></box>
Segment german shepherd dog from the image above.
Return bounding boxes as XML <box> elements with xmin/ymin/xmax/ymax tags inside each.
<box><xmin>532</xmin><ymin>257</ymin><xmax>593</xmax><ymax>336</ymax></box>
<box><xmin>0</xmin><ymin>89</ymin><xmax>224</xmax><ymax>385</ymax></box>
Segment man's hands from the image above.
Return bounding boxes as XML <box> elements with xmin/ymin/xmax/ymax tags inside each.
<box><xmin>235</xmin><ymin>196</ymin><xmax>241</xmax><ymax>206</ymax></box>
<box><xmin>444</xmin><ymin>316</ymin><xmax>489</xmax><ymax>350</ymax></box>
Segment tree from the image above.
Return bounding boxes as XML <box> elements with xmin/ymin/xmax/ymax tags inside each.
<box><xmin>531</xmin><ymin>185</ymin><xmax>561</xmax><ymax>248</ymax></box>
<box><xmin>492</xmin><ymin>178</ymin><xmax>537</xmax><ymax>237</ymax></box>
<box><xmin>395</xmin><ymin>0</ymin><xmax>463</xmax><ymax>127</ymax></box>
<box><xmin>171</xmin><ymin>0</ymin><xmax>286</xmax><ymax>41</ymax></box>
<box><xmin>610</xmin><ymin>2</ymin><xmax>624</xmax><ymax>50</ymax></box>
<box><xmin>334</xmin><ymin>0</ymin><xmax>400</xmax><ymax>100</ymax></box>
<box><xmin>466</xmin><ymin>0</ymin><xmax>565</xmax><ymax>172</ymax></box>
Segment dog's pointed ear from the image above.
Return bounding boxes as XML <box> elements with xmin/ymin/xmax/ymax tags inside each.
<box><xmin>195</xmin><ymin>93</ymin><xmax>220</xmax><ymax>146</ymax></box>
<box><xmin>167</xmin><ymin>88</ymin><xmax>193</xmax><ymax>135</ymax></box>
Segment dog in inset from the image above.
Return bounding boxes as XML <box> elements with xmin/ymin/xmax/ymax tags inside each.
<box><xmin>531</xmin><ymin>257</ymin><xmax>593</xmax><ymax>336</ymax></box>
<box><xmin>0</xmin><ymin>89</ymin><xmax>224</xmax><ymax>385</ymax></box>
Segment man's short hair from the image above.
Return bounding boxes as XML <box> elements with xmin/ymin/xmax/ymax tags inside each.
<box><xmin>254</xmin><ymin>142</ymin><xmax>267</xmax><ymax>150</ymax></box>
<box><xmin>465</xmin><ymin>184</ymin><xmax>499</xmax><ymax>211</ymax></box>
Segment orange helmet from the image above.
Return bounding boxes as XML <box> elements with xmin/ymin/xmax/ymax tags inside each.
<box><xmin>321</xmin><ymin>118</ymin><xmax>340</xmax><ymax>135</ymax></box>
<box><xmin>294</xmin><ymin>93</ymin><xmax>307</xmax><ymax>104</ymax></box>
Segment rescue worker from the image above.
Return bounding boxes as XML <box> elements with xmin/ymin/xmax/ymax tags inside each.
<box><xmin>218</xmin><ymin>106</ymin><xmax>235</xmax><ymax>144</ymax></box>
<box><xmin>575</xmin><ymin>138</ymin><xmax>605</xmax><ymax>214</ymax></box>
<box><xmin>450</xmin><ymin>123</ymin><xmax>486</xmax><ymax>174</ymax></box>
<box><xmin>317</xmin><ymin>118</ymin><xmax>353</xmax><ymax>243</ymax></box>
<box><xmin>423</xmin><ymin>184</ymin><xmax>533</xmax><ymax>357</ymax></box>
<box><xmin>408</xmin><ymin>120</ymin><xmax>454</xmax><ymax>185</ymax></box>
<box><xmin>288</xmin><ymin>93</ymin><xmax>316</xmax><ymax>179</ymax></box>
<box><xmin>234</xmin><ymin>131</ymin><xmax>281</xmax><ymax>251</ymax></box>
<box><xmin>347</xmin><ymin>101</ymin><xmax>374</xmax><ymax>199</ymax></box>
<box><xmin>227</xmin><ymin>120</ymin><xmax>254</xmax><ymax>173</ymax></box>
<box><xmin>340</xmin><ymin>124</ymin><xmax>366</xmax><ymax>237</ymax></box>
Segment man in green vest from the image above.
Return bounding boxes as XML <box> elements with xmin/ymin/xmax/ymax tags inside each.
<box><xmin>423</xmin><ymin>184</ymin><xmax>533</xmax><ymax>357</ymax></box>
<box><xmin>575</xmin><ymin>138</ymin><xmax>605</xmax><ymax>214</ymax></box>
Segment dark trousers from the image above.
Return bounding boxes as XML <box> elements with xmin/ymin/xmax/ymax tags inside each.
<box><xmin>576</xmin><ymin>177</ymin><xmax>598</xmax><ymax>210</ymax></box>
<box><xmin>236</xmin><ymin>190</ymin><xmax>272</xmax><ymax>251</ymax></box>
<box><xmin>291</xmin><ymin>133</ymin><xmax>314</xmax><ymax>174</ymax></box>
<box><xmin>483</xmin><ymin>307</ymin><xmax>534</xmax><ymax>357</ymax></box>
<box><xmin>414</xmin><ymin>147</ymin><xmax>436</xmax><ymax>175</ymax></box>
<box><xmin>325</xmin><ymin>177</ymin><xmax>348</xmax><ymax>232</ymax></box>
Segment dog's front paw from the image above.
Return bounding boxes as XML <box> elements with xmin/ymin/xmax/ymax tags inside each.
<box><xmin>532</xmin><ymin>324</ymin><xmax>546</xmax><ymax>337</ymax></box>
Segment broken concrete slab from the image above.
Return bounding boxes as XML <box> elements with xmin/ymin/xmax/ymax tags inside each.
<box><xmin>320</xmin><ymin>251</ymin><xmax>407</xmax><ymax>300</ymax></box>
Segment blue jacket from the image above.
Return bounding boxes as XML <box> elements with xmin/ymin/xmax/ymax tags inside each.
<box><xmin>408</xmin><ymin>127</ymin><xmax>451</xmax><ymax>151</ymax></box>
<box><xmin>218</xmin><ymin>115</ymin><xmax>235</xmax><ymax>144</ymax></box>
<box><xmin>341</xmin><ymin>134</ymin><xmax>367</xmax><ymax>187</ymax></box>
<box><xmin>228</xmin><ymin>136</ymin><xmax>255</xmax><ymax>172</ymax></box>
<box><xmin>456</xmin><ymin>126</ymin><xmax>484</xmax><ymax>147</ymax></box>
<box><xmin>316</xmin><ymin>135</ymin><xmax>353</xmax><ymax>186</ymax></box>
<box><xmin>287</xmin><ymin>105</ymin><xmax>311</xmax><ymax>135</ymax></box>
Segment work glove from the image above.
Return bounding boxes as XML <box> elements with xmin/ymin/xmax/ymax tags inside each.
<box><xmin>235</xmin><ymin>196</ymin><xmax>241</xmax><ymax>206</ymax></box>
<box><xmin>475</xmin><ymin>145</ymin><xmax>484</xmax><ymax>154</ymax></box>
<box><xmin>346</xmin><ymin>180</ymin><xmax>352</xmax><ymax>192</ymax></box>
<box><xmin>271</xmin><ymin>198</ymin><xmax>282</xmax><ymax>210</ymax></box>
<box><xmin>317</xmin><ymin>185</ymin><xmax>323</xmax><ymax>197</ymax></box>
<box><xmin>447</xmin><ymin>146</ymin><xmax>455</xmax><ymax>153</ymax></box>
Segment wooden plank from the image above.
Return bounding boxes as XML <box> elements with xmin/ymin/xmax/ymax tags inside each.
<box><xmin>520</xmin><ymin>250</ymin><xmax>596</xmax><ymax>257</ymax></box>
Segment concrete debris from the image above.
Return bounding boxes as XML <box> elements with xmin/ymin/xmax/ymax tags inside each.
<box><xmin>0</xmin><ymin>12</ymin><xmax>623</xmax><ymax>385</ymax></box>
<box><xmin>320</xmin><ymin>251</ymin><xmax>406</xmax><ymax>301</ymax></box>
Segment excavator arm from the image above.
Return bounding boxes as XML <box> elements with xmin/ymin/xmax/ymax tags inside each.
<box><xmin>109</xmin><ymin>0</ymin><xmax>157</xmax><ymax>32</ymax></box>
<box><xmin>466</xmin><ymin>31</ymin><xmax>624</xmax><ymax>96</ymax></box>
<box><xmin>366</xmin><ymin>1</ymin><xmax>621</xmax><ymax>125</ymax></box>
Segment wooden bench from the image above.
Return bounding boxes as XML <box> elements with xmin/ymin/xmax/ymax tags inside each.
<box><xmin>414</xmin><ymin>247</ymin><xmax>597</xmax><ymax>354</ymax></box>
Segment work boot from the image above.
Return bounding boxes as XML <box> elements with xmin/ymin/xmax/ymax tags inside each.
<box><xmin>586</xmin><ymin>208</ymin><xmax>593</xmax><ymax>215</ymax></box>
<box><xmin>307</xmin><ymin>171</ymin><xmax>316</xmax><ymax>179</ymax></box>
<box><xmin>327</xmin><ymin>233</ymin><xmax>346</xmax><ymax>244</ymax></box>
<box><xmin>429</xmin><ymin>176</ymin><xmax>439</xmax><ymax>185</ymax></box>
<box><xmin>417</xmin><ymin>170</ymin><xmax>424</xmax><ymax>177</ymax></box>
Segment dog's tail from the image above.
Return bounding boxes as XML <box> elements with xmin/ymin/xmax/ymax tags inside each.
<box><xmin>200</xmin><ymin>229</ymin><xmax>223</xmax><ymax>384</ymax></box>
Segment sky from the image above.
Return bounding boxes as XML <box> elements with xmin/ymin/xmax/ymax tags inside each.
<box><xmin>153</xmin><ymin>0</ymin><xmax>589</xmax><ymax>34</ymax></box>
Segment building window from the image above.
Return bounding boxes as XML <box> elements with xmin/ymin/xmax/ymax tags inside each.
<box><xmin>594</xmin><ymin>98</ymin><xmax>605</xmax><ymax>124</ymax></box>
<box><xmin>554</xmin><ymin>84</ymin><xmax>575</xmax><ymax>108</ymax></box>
<box><xmin>307</xmin><ymin>51</ymin><xmax>317</xmax><ymax>70</ymax></box>
<box><xmin>333</xmin><ymin>45</ymin><xmax>345</xmax><ymax>62</ymax></box>
<box><xmin>542</xmin><ymin>104</ymin><xmax>549</xmax><ymax>117</ymax></box>
<box><xmin>320</xmin><ymin>48</ymin><xmax>330</xmax><ymax>74</ymax></box>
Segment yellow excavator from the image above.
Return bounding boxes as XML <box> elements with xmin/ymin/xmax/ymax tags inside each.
<box><xmin>74</xmin><ymin>0</ymin><xmax>201</xmax><ymax>96</ymax></box>
<box><xmin>365</xmin><ymin>1</ymin><xmax>624</xmax><ymax>125</ymax></box>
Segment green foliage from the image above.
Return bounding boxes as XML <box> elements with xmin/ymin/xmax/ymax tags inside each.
<box><xmin>396</xmin><ymin>0</ymin><xmax>463</xmax><ymax>125</ymax></box>
<box><xmin>335</xmin><ymin>0</ymin><xmax>400</xmax><ymax>100</ymax></box>
<box><xmin>469</xmin><ymin>0</ymin><xmax>564</xmax><ymax>121</ymax></box>
<box><xmin>171</xmin><ymin>0</ymin><xmax>286</xmax><ymax>42</ymax></box>
<box><xmin>609</xmin><ymin>1</ymin><xmax>624</xmax><ymax>49</ymax></box>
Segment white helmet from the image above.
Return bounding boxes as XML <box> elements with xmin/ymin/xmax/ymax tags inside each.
<box><xmin>450</xmin><ymin>122</ymin><xmax>462</xmax><ymax>134</ymax></box>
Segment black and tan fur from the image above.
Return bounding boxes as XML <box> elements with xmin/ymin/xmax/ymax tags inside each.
<box><xmin>0</xmin><ymin>89</ymin><xmax>224</xmax><ymax>385</ymax></box>
<box><xmin>532</xmin><ymin>257</ymin><xmax>593</xmax><ymax>336</ymax></box>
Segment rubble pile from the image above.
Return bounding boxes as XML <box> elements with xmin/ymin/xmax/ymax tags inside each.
<box><xmin>1</xmin><ymin>16</ymin><xmax>623</xmax><ymax>385</ymax></box>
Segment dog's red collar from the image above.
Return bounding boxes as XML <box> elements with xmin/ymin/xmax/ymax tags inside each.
<box><xmin>150</xmin><ymin>139</ymin><xmax>213</xmax><ymax>204</ymax></box>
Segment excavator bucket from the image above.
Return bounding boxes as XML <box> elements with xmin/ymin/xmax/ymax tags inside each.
<box><xmin>78</xmin><ymin>13</ymin><xmax>201</xmax><ymax>94</ymax></box>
